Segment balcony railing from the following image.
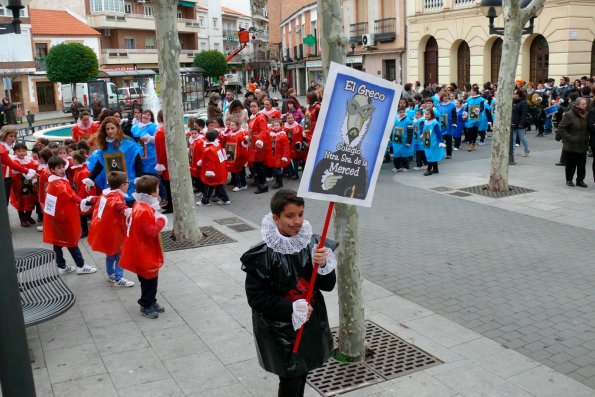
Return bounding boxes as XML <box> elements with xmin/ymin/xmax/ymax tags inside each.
<box><xmin>252</xmin><ymin>7</ymin><xmax>268</xmax><ymax>19</ymax></box>
<box><xmin>424</xmin><ymin>0</ymin><xmax>444</xmax><ymax>12</ymax></box>
<box><xmin>373</xmin><ymin>18</ymin><xmax>396</xmax><ymax>42</ymax></box>
<box><xmin>349</xmin><ymin>22</ymin><xmax>368</xmax><ymax>44</ymax></box>
<box><xmin>454</xmin><ymin>0</ymin><xmax>476</xmax><ymax>7</ymax></box>
<box><xmin>35</xmin><ymin>57</ymin><xmax>47</xmax><ymax>71</ymax></box>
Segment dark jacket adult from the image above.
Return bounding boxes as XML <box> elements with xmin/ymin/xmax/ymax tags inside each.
<box><xmin>71</xmin><ymin>101</ymin><xmax>85</xmax><ymax>119</ymax></box>
<box><xmin>558</xmin><ymin>106</ymin><xmax>589</xmax><ymax>153</ymax></box>
<box><xmin>241</xmin><ymin>235</ymin><xmax>336</xmax><ymax>377</ymax></box>
<box><xmin>207</xmin><ymin>103</ymin><xmax>223</xmax><ymax>121</ymax></box>
<box><xmin>511</xmin><ymin>97</ymin><xmax>529</xmax><ymax>128</ymax></box>
<box><xmin>588</xmin><ymin>104</ymin><xmax>595</xmax><ymax>149</ymax></box>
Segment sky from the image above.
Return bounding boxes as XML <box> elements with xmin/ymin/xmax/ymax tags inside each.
<box><xmin>221</xmin><ymin>0</ymin><xmax>251</xmax><ymax>16</ymax></box>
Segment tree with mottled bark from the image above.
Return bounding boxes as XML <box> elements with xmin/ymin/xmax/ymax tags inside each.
<box><xmin>318</xmin><ymin>0</ymin><xmax>366</xmax><ymax>362</ymax></box>
<box><xmin>152</xmin><ymin>0</ymin><xmax>202</xmax><ymax>241</ymax></box>
<box><xmin>488</xmin><ymin>0</ymin><xmax>545</xmax><ymax>192</ymax></box>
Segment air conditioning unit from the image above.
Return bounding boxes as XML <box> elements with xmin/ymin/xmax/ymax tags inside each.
<box><xmin>136</xmin><ymin>0</ymin><xmax>146</xmax><ymax>3</ymax></box>
<box><xmin>104</xmin><ymin>29</ymin><xmax>111</xmax><ymax>37</ymax></box>
<box><xmin>362</xmin><ymin>33</ymin><xmax>375</xmax><ymax>48</ymax></box>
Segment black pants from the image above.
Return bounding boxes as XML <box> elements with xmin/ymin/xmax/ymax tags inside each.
<box><xmin>454</xmin><ymin>137</ymin><xmax>461</xmax><ymax>149</ymax></box>
<box><xmin>253</xmin><ymin>161</ymin><xmax>267</xmax><ymax>185</ymax></box>
<box><xmin>466</xmin><ymin>126</ymin><xmax>478</xmax><ymax>144</ymax></box>
<box><xmin>559</xmin><ymin>149</ymin><xmax>566</xmax><ymax>165</ymax></box>
<box><xmin>415</xmin><ymin>150</ymin><xmax>427</xmax><ymax>167</ymax></box>
<box><xmin>80</xmin><ymin>214</ymin><xmax>91</xmax><ymax>236</ymax></box>
<box><xmin>444</xmin><ymin>135</ymin><xmax>453</xmax><ymax>156</ymax></box>
<box><xmin>162</xmin><ymin>179</ymin><xmax>173</xmax><ymax>212</ymax></box>
<box><xmin>234</xmin><ymin>170</ymin><xmax>247</xmax><ymax>188</ymax></box>
<box><xmin>202</xmin><ymin>184</ymin><xmax>229</xmax><ymax>204</ymax></box>
<box><xmin>53</xmin><ymin>245</ymin><xmax>85</xmax><ymax>269</ymax></box>
<box><xmin>565</xmin><ymin>151</ymin><xmax>586</xmax><ymax>182</ymax></box>
<box><xmin>138</xmin><ymin>275</ymin><xmax>158</xmax><ymax>308</ymax></box>
<box><xmin>427</xmin><ymin>161</ymin><xmax>439</xmax><ymax>172</ymax></box>
<box><xmin>478</xmin><ymin>130</ymin><xmax>486</xmax><ymax>143</ymax></box>
<box><xmin>278</xmin><ymin>373</ymin><xmax>308</xmax><ymax>397</ymax></box>
<box><xmin>35</xmin><ymin>201</ymin><xmax>43</xmax><ymax>222</ymax></box>
<box><xmin>4</xmin><ymin>177</ymin><xmax>12</xmax><ymax>205</ymax></box>
<box><xmin>393</xmin><ymin>157</ymin><xmax>409</xmax><ymax>169</ymax></box>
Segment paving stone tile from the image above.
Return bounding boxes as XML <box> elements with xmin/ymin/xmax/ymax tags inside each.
<box><xmin>33</xmin><ymin>368</ymin><xmax>54</xmax><ymax>397</ymax></box>
<box><xmin>163</xmin><ymin>352</ymin><xmax>238</xmax><ymax>395</ymax></box>
<box><xmin>143</xmin><ymin>324</ymin><xmax>208</xmax><ymax>360</ymax></box>
<box><xmin>116</xmin><ymin>378</ymin><xmax>183</xmax><ymax>397</ymax></box>
<box><xmin>199</xmin><ymin>327</ymin><xmax>256</xmax><ymax>364</ymax></box>
<box><xmin>45</xmin><ymin>343</ymin><xmax>106</xmax><ymax>384</ymax></box>
<box><xmin>102</xmin><ymin>347</ymin><xmax>170</xmax><ymax>389</ymax></box>
<box><xmin>510</xmin><ymin>365</ymin><xmax>595</xmax><ymax>397</ymax></box>
<box><xmin>90</xmin><ymin>321</ymin><xmax>149</xmax><ymax>354</ymax></box>
<box><xmin>38</xmin><ymin>316</ymin><xmax>93</xmax><ymax>351</ymax></box>
<box><xmin>403</xmin><ymin>314</ymin><xmax>482</xmax><ymax>348</ymax></box>
<box><xmin>52</xmin><ymin>373</ymin><xmax>118</xmax><ymax>397</ymax></box>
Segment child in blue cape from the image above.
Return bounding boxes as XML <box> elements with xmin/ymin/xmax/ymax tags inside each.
<box><xmin>453</xmin><ymin>99</ymin><xmax>467</xmax><ymax>151</ymax></box>
<box><xmin>391</xmin><ymin>107</ymin><xmax>413</xmax><ymax>172</ymax></box>
<box><xmin>437</xmin><ymin>93</ymin><xmax>457</xmax><ymax>159</ymax></box>
<box><xmin>412</xmin><ymin>109</ymin><xmax>427</xmax><ymax>170</ymax></box>
<box><xmin>422</xmin><ymin>108</ymin><xmax>446</xmax><ymax>176</ymax></box>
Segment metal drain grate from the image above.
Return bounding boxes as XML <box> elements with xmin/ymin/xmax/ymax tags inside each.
<box><xmin>161</xmin><ymin>226</ymin><xmax>236</xmax><ymax>252</ymax></box>
<box><xmin>430</xmin><ymin>186</ymin><xmax>454</xmax><ymax>192</ymax></box>
<box><xmin>459</xmin><ymin>184</ymin><xmax>535</xmax><ymax>198</ymax></box>
<box><xmin>449</xmin><ymin>191</ymin><xmax>472</xmax><ymax>197</ymax></box>
<box><xmin>307</xmin><ymin>321</ymin><xmax>442</xmax><ymax>396</ymax></box>
<box><xmin>213</xmin><ymin>217</ymin><xmax>244</xmax><ymax>225</ymax></box>
<box><xmin>227</xmin><ymin>223</ymin><xmax>256</xmax><ymax>232</ymax></box>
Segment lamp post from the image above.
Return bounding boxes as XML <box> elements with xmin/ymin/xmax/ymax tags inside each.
<box><xmin>0</xmin><ymin>0</ymin><xmax>31</xmax><ymax>35</ymax></box>
<box><xmin>480</xmin><ymin>0</ymin><xmax>542</xmax><ymax>36</ymax></box>
<box><xmin>0</xmin><ymin>2</ymin><xmax>37</xmax><ymax>396</ymax></box>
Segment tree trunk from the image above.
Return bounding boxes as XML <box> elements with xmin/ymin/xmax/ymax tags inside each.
<box><xmin>318</xmin><ymin>0</ymin><xmax>366</xmax><ymax>362</ymax></box>
<box><xmin>488</xmin><ymin>0</ymin><xmax>545</xmax><ymax>192</ymax></box>
<box><xmin>153</xmin><ymin>0</ymin><xmax>202</xmax><ymax>241</ymax></box>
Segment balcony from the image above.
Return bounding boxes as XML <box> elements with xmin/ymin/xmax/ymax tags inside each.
<box><xmin>454</xmin><ymin>0</ymin><xmax>476</xmax><ymax>8</ymax></box>
<box><xmin>252</xmin><ymin>6</ymin><xmax>268</xmax><ymax>21</ymax></box>
<box><xmin>101</xmin><ymin>49</ymin><xmax>196</xmax><ymax>65</ymax></box>
<box><xmin>35</xmin><ymin>57</ymin><xmax>47</xmax><ymax>71</ymax></box>
<box><xmin>89</xmin><ymin>11</ymin><xmax>200</xmax><ymax>32</ymax></box>
<box><xmin>373</xmin><ymin>18</ymin><xmax>396</xmax><ymax>43</ymax></box>
<box><xmin>177</xmin><ymin>18</ymin><xmax>201</xmax><ymax>33</ymax></box>
<box><xmin>349</xmin><ymin>22</ymin><xmax>368</xmax><ymax>44</ymax></box>
<box><xmin>424</xmin><ymin>0</ymin><xmax>444</xmax><ymax>13</ymax></box>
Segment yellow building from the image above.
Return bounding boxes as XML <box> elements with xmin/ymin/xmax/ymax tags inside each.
<box><xmin>405</xmin><ymin>0</ymin><xmax>595</xmax><ymax>86</ymax></box>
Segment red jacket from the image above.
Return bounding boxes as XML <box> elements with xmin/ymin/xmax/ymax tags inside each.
<box><xmin>1</xmin><ymin>144</ymin><xmax>29</xmax><ymax>179</ymax></box>
<box><xmin>248</xmin><ymin>113</ymin><xmax>269</xmax><ymax>163</ymax></box>
<box><xmin>154</xmin><ymin>126</ymin><xmax>170</xmax><ymax>181</ymax></box>
<box><xmin>260</xmin><ymin>108</ymin><xmax>281</xmax><ymax>122</ymax></box>
<box><xmin>265</xmin><ymin>129</ymin><xmax>290</xmax><ymax>169</ymax></box>
<box><xmin>42</xmin><ymin>175</ymin><xmax>83</xmax><ymax>247</ymax></box>
<box><xmin>120</xmin><ymin>201</ymin><xmax>165</xmax><ymax>279</ymax></box>
<box><xmin>72</xmin><ymin>164</ymin><xmax>98</xmax><ymax>215</ymax></box>
<box><xmin>9</xmin><ymin>157</ymin><xmax>36</xmax><ymax>211</ymax></box>
<box><xmin>72</xmin><ymin>122</ymin><xmax>99</xmax><ymax>142</ymax></box>
<box><xmin>88</xmin><ymin>190</ymin><xmax>128</xmax><ymax>256</ymax></box>
<box><xmin>284</xmin><ymin>121</ymin><xmax>305</xmax><ymax>160</ymax></box>
<box><xmin>200</xmin><ymin>141</ymin><xmax>228</xmax><ymax>186</ymax></box>
<box><xmin>224</xmin><ymin>130</ymin><xmax>249</xmax><ymax>173</ymax></box>
<box><xmin>37</xmin><ymin>166</ymin><xmax>51</xmax><ymax>207</ymax></box>
<box><xmin>189</xmin><ymin>135</ymin><xmax>205</xmax><ymax>178</ymax></box>
<box><xmin>305</xmin><ymin>102</ymin><xmax>321</xmax><ymax>144</ymax></box>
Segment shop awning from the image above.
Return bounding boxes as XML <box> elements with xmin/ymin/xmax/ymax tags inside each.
<box><xmin>180</xmin><ymin>67</ymin><xmax>204</xmax><ymax>74</ymax></box>
<box><xmin>178</xmin><ymin>1</ymin><xmax>195</xmax><ymax>7</ymax></box>
<box><xmin>98</xmin><ymin>69</ymin><xmax>157</xmax><ymax>78</ymax></box>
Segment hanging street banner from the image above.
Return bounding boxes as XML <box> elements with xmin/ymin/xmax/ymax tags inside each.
<box><xmin>298</xmin><ymin>62</ymin><xmax>402</xmax><ymax>207</ymax></box>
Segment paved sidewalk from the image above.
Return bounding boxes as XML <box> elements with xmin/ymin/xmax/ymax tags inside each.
<box><xmin>5</xmin><ymin>191</ymin><xmax>595</xmax><ymax>396</ymax></box>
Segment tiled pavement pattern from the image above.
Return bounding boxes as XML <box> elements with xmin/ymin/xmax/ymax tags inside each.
<box><xmin>227</xmin><ymin>133</ymin><xmax>595</xmax><ymax>389</ymax></box>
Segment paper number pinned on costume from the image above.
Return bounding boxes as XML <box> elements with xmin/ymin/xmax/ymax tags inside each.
<box><xmin>97</xmin><ymin>196</ymin><xmax>107</xmax><ymax>219</ymax></box>
<box><xmin>217</xmin><ymin>149</ymin><xmax>226</xmax><ymax>163</ymax></box>
<box><xmin>44</xmin><ymin>194</ymin><xmax>57</xmax><ymax>216</ymax></box>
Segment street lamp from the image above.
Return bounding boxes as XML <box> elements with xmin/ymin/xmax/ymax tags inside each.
<box><xmin>0</xmin><ymin>0</ymin><xmax>31</xmax><ymax>35</ymax></box>
<box><xmin>480</xmin><ymin>0</ymin><xmax>542</xmax><ymax>36</ymax></box>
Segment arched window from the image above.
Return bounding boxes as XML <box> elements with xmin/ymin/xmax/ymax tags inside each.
<box><xmin>491</xmin><ymin>38</ymin><xmax>503</xmax><ymax>83</ymax></box>
<box><xmin>457</xmin><ymin>41</ymin><xmax>470</xmax><ymax>89</ymax></box>
<box><xmin>424</xmin><ymin>37</ymin><xmax>438</xmax><ymax>84</ymax></box>
<box><xmin>530</xmin><ymin>35</ymin><xmax>549</xmax><ymax>84</ymax></box>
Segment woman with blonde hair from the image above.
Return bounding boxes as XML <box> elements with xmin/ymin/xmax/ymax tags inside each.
<box><xmin>83</xmin><ymin>117</ymin><xmax>144</xmax><ymax>203</ymax></box>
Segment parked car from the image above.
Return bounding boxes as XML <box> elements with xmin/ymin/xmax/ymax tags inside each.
<box><xmin>117</xmin><ymin>87</ymin><xmax>145</xmax><ymax>109</ymax></box>
<box><xmin>61</xmin><ymin>82</ymin><xmax>119</xmax><ymax>113</ymax></box>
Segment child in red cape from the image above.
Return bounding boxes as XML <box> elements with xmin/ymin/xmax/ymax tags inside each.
<box><xmin>86</xmin><ymin>171</ymin><xmax>134</xmax><ymax>287</ymax></box>
<box><xmin>188</xmin><ymin>126</ymin><xmax>205</xmax><ymax>197</ymax></box>
<box><xmin>71</xmin><ymin>150</ymin><xmax>98</xmax><ymax>238</ymax></box>
<box><xmin>42</xmin><ymin>156</ymin><xmax>97</xmax><ymax>275</ymax></box>
<box><xmin>265</xmin><ymin>119</ymin><xmax>290</xmax><ymax>190</ymax></box>
<box><xmin>35</xmin><ymin>147</ymin><xmax>53</xmax><ymax>232</ymax></box>
<box><xmin>120</xmin><ymin>175</ymin><xmax>167</xmax><ymax>319</ymax></box>
<box><xmin>72</xmin><ymin>111</ymin><xmax>99</xmax><ymax>142</ymax></box>
<box><xmin>225</xmin><ymin>119</ymin><xmax>249</xmax><ymax>192</ymax></box>
<box><xmin>284</xmin><ymin>112</ymin><xmax>304</xmax><ymax>180</ymax></box>
<box><xmin>154</xmin><ymin>110</ymin><xmax>173</xmax><ymax>214</ymax></box>
<box><xmin>9</xmin><ymin>142</ymin><xmax>37</xmax><ymax>227</ymax></box>
<box><xmin>197</xmin><ymin>129</ymin><xmax>230</xmax><ymax>206</ymax></box>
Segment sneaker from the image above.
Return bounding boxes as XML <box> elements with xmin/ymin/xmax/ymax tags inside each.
<box><xmin>391</xmin><ymin>168</ymin><xmax>398</xmax><ymax>172</ymax></box>
<box><xmin>521</xmin><ymin>152</ymin><xmax>529</xmax><ymax>157</ymax></box>
<box><xmin>196</xmin><ymin>201</ymin><xmax>210</xmax><ymax>206</ymax></box>
<box><xmin>265</xmin><ymin>177</ymin><xmax>274</xmax><ymax>182</ymax></box>
<box><xmin>151</xmin><ymin>303</ymin><xmax>165</xmax><ymax>313</ymax></box>
<box><xmin>114</xmin><ymin>278</ymin><xmax>135</xmax><ymax>287</ymax></box>
<box><xmin>195</xmin><ymin>192</ymin><xmax>203</xmax><ymax>198</ymax></box>
<box><xmin>140</xmin><ymin>306</ymin><xmax>159</xmax><ymax>319</ymax></box>
<box><xmin>446</xmin><ymin>155</ymin><xmax>452</xmax><ymax>159</ymax></box>
<box><xmin>58</xmin><ymin>265</ymin><xmax>76</xmax><ymax>275</ymax></box>
<box><xmin>412</xmin><ymin>166</ymin><xmax>422</xmax><ymax>171</ymax></box>
<box><xmin>240</xmin><ymin>185</ymin><xmax>248</xmax><ymax>190</ymax></box>
<box><xmin>76</xmin><ymin>264</ymin><xmax>97</xmax><ymax>275</ymax></box>
<box><xmin>453</xmin><ymin>147</ymin><xmax>459</xmax><ymax>151</ymax></box>
<box><xmin>232</xmin><ymin>186</ymin><xmax>241</xmax><ymax>192</ymax></box>
<box><xmin>401</xmin><ymin>168</ymin><xmax>409</xmax><ymax>172</ymax></box>
<box><xmin>108</xmin><ymin>274</ymin><xmax>116</xmax><ymax>283</ymax></box>
<box><xmin>478</xmin><ymin>142</ymin><xmax>486</xmax><ymax>146</ymax></box>
<box><xmin>515</xmin><ymin>143</ymin><xmax>520</xmax><ymax>147</ymax></box>
<box><xmin>217</xmin><ymin>200</ymin><xmax>231</xmax><ymax>205</ymax></box>
<box><xmin>36</xmin><ymin>225</ymin><xmax>43</xmax><ymax>232</ymax></box>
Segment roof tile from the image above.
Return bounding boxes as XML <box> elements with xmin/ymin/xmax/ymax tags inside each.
<box><xmin>30</xmin><ymin>9</ymin><xmax>100</xmax><ymax>37</ymax></box>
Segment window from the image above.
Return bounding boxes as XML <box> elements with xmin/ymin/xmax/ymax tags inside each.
<box><xmin>198</xmin><ymin>16</ymin><xmax>205</xmax><ymax>27</ymax></box>
<box><xmin>530</xmin><ymin>35</ymin><xmax>549</xmax><ymax>84</ymax></box>
<box><xmin>491</xmin><ymin>38</ymin><xmax>502</xmax><ymax>84</ymax></box>
<box><xmin>144</xmin><ymin>5</ymin><xmax>153</xmax><ymax>16</ymax></box>
<box><xmin>0</xmin><ymin>2</ymin><xmax>26</xmax><ymax>16</ymax></box>
<box><xmin>214</xmin><ymin>42</ymin><xmax>220</xmax><ymax>49</ymax></box>
<box><xmin>200</xmin><ymin>41</ymin><xmax>207</xmax><ymax>51</ymax></box>
<box><xmin>212</xmin><ymin>17</ymin><xmax>218</xmax><ymax>28</ymax></box>
<box><xmin>145</xmin><ymin>37</ymin><xmax>155</xmax><ymax>49</ymax></box>
<box><xmin>35</xmin><ymin>43</ymin><xmax>49</xmax><ymax>58</ymax></box>
<box><xmin>124</xmin><ymin>37</ymin><xmax>136</xmax><ymax>49</ymax></box>
<box><xmin>457</xmin><ymin>41</ymin><xmax>470</xmax><ymax>89</ymax></box>
<box><xmin>177</xmin><ymin>10</ymin><xmax>182</xmax><ymax>19</ymax></box>
<box><xmin>124</xmin><ymin>3</ymin><xmax>132</xmax><ymax>14</ymax></box>
<box><xmin>89</xmin><ymin>0</ymin><xmax>124</xmax><ymax>13</ymax></box>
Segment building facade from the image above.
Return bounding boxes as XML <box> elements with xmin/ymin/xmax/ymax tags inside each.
<box><xmin>342</xmin><ymin>0</ymin><xmax>407</xmax><ymax>83</ymax></box>
<box><xmin>405</xmin><ymin>0</ymin><xmax>595</xmax><ymax>87</ymax></box>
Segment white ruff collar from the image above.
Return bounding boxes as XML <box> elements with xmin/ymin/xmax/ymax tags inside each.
<box><xmin>261</xmin><ymin>213</ymin><xmax>312</xmax><ymax>254</ymax></box>
<box><xmin>132</xmin><ymin>192</ymin><xmax>161</xmax><ymax>210</ymax></box>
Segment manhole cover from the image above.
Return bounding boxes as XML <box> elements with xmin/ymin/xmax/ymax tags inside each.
<box><xmin>227</xmin><ymin>223</ymin><xmax>256</xmax><ymax>232</ymax></box>
<box><xmin>307</xmin><ymin>321</ymin><xmax>441</xmax><ymax>396</ymax></box>
<box><xmin>459</xmin><ymin>184</ymin><xmax>535</xmax><ymax>198</ymax></box>
<box><xmin>161</xmin><ymin>226</ymin><xmax>236</xmax><ymax>252</ymax></box>
<box><xmin>213</xmin><ymin>217</ymin><xmax>244</xmax><ymax>225</ymax></box>
<box><xmin>449</xmin><ymin>191</ymin><xmax>472</xmax><ymax>197</ymax></box>
<box><xmin>430</xmin><ymin>186</ymin><xmax>453</xmax><ymax>192</ymax></box>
